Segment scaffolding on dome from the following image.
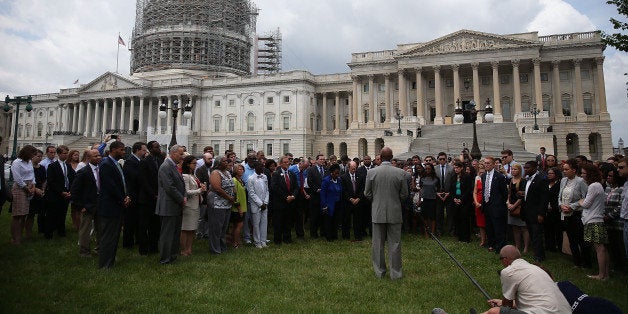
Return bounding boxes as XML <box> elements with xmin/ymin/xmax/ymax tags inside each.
<box><xmin>256</xmin><ymin>28</ymin><xmax>282</xmax><ymax>75</ymax></box>
<box><xmin>131</xmin><ymin>0</ymin><xmax>258</xmax><ymax>76</ymax></box>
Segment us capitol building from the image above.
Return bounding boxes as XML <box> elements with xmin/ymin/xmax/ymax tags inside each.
<box><xmin>0</xmin><ymin>0</ymin><xmax>613</xmax><ymax>161</ymax></box>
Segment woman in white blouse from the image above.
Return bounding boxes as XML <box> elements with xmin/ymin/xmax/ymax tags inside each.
<box><xmin>10</xmin><ymin>145</ymin><xmax>39</xmax><ymax>244</ymax></box>
<box><xmin>558</xmin><ymin>158</ymin><xmax>590</xmax><ymax>268</ymax></box>
<box><xmin>180</xmin><ymin>155</ymin><xmax>206</xmax><ymax>256</ymax></box>
<box><xmin>579</xmin><ymin>163</ymin><xmax>610</xmax><ymax>280</ymax></box>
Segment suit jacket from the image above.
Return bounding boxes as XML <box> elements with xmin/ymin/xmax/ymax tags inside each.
<box><xmin>364</xmin><ymin>161</ymin><xmax>409</xmax><ymax>224</ymax></box>
<box><xmin>195</xmin><ymin>164</ymin><xmax>211</xmax><ymax>205</ymax></box>
<box><xmin>448</xmin><ymin>173</ymin><xmax>475</xmax><ymax>206</ymax></box>
<box><xmin>155</xmin><ymin>157</ymin><xmax>186</xmax><ymax>216</ymax></box>
<box><xmin>70</xmin><ymin>165</ymin><xmax>99</xmax><ymax>215</ymax></box>
<box><xmin>481</xmin><ymin>170</ymin><xmax>509</xmax><ymax>218</ymax></box>
<box><xmin>45</xmin><ymin>160</ymin><xmax>76</xmax><ymax>201</ymax></box>
<box><xmin>522</xmin><ymin>172</ymin><xmax>549</xmax><ymax>222</ymax></box>
<box><xmin>182</xmin><ymin>174</ymin><xmax>202</xmax><ymax>210</ymax></box>
<box><xmin>306</xmin><ymin>165</ymin><xmax>327</xmax><ymax>200</ymax></box>
<box><xmin>557</xmin><ymin>176</ymin><xmax>589</xmax><ymax>219</ymax></box>
<box><xmin>271</xmin><ymin>168</ymin><xmax>298</xmax><ymax>211</ymax></box>
<box><xmin>435</xmin><ymin>163</ymin><xmax>454</xmax><ymax>192</ymax></box>
<box><xmin>356</xmin><ymin>163</ymin><xmax>374</xmax><ymax>179</ymax></box>
<box><xmin>536</xmin><ymin>154</ymin><xmax>547</xmax><ymax>170</ymax></box>
<box><xmin>122</xmin><ymin>155</ymin><xmax>141</xmax><ymax>203</ymax></box>
<box><xmin>341</xmin><ymin>171</ymin><xmax>365</xmax><ymax>205</ymax></box>
<box><xmin>0</xmin><ymin>168</ymin><xmax>7</xmax><ymax>208</ymax></box>
<box><xmin>320</xmin><ymin>175</ymin><xmax>343</xmax><ymax>216</ymax></box>
<box><xmin>246</xmin><ymin>173</ymin><xmax>269</xmax><ymax>214</ymax></box>
<box><xmin>98</xmin><ymin>156</ymin><xmax>126</xmax><ymax>217</ymax></box>
<box><xmin>138</xmin><ymin>154</ymin><xmax>163</xmax><ymax>206</ymax></box>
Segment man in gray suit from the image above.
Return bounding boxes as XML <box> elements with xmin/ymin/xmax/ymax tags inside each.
<box><xmin>435</xmin><ymin>152</ymin><xmax>453</xmax><ymax>236</ymax></box>
<box><xmin>364</xmin><ymin>147</ymin><xmax>409</xmax><ymax>279</ymax></box>
<box><xmin>155</xmin><ymin>145</ymin><xmax>186</xmax><ymax>264</ymax></box>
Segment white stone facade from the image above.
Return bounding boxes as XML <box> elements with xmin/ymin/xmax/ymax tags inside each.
<box><xmin>1</xmin><ymin>29</ymin><xmax>613</xmax><ymax>161</ymax></box>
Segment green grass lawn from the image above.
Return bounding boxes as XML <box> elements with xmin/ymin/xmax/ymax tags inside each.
<box><xmin>0</xmin><ymin>204</ymin><xmax>626</xmax><ymax>313</ymax></box>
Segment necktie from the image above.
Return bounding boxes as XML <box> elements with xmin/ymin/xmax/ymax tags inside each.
<box><xmin>299</xmin><ymin>171</ymin><xmax>305</xmax><ymax>194</ymax></box>
<box><xmin>62</xmin><ymin>162</ymin><xmax>69</xmax><ymax>189</ymax></box>
<box><xmin>94</xmin><ymin>166</ymin><xmax>100</xmax><ymax>191</ymax></box>
<box><xmin>284</xmin><ymin>171</ymin><xmax>291</xmax><ymax>191</ymax></box>
<box><xmin>542</xmin><ymin>155</ymin><xmax>546</xmax><ymax>170</ymax></box>
<box><xmin>441</xmin><ymin>166</ymin><xmax>445</xmax><ymax>189</ymax></box>
<box><xmin>484</xmin><ymin>172</ymin><xmax>492</xmax><ymax>202</ymax></box>
<box><xmin>351</xmin><ymin>174</ymin><xmax>356</xmax><ymax>192</ymax></box>
<box><xmin>319</xmin><ymin>166</ymin><xmax>323</xmax><ymax>177</ymax></box>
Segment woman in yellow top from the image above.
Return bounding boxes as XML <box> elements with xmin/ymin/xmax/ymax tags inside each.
<box><xmin>231</xmin><ymin>164</ymin><xmax>248</xmax><ymax>248</ymax></box>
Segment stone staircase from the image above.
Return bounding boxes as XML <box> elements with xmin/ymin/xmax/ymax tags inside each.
<box><xmin>66</xmin><ymin>133</ymin><xmax>146</xmax><ymax>152</ymax></box>
<box><xmin>401</xmin><ymin>122</ymin><xmax>536</xmax><ymax>160</ymax></box>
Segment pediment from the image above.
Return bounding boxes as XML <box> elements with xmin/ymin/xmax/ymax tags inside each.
<box><xmin>79</xmin><ymin>72</ymin><xmax>143</xmax><ymax>93</ymax></box>
<box><xmin>399</xmin><ymin>30</ymin><xmax>540</xmax><ymax>57</ymax></box>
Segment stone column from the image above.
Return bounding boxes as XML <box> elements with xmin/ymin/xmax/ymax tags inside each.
<box><xmin>472</xmin><ymin>62</ymin><xmax>481</xmax><ymax>123</ymax></box>
<box><xmin>416</xmin><ymin>68</ymin><xmax>424</xmax><ymax>124</ymax></box>
<box><xmin>452</xmin><ymin>64</ymin><xmax>460</xmax><ymax>104</ymax></box>
<box><xmin>119</xmin><ymin>97</ymin><xmax>126</xmax><ymax>131</ymax></box>
<box><xmin>334</xmin><ymin>92</ymin><xmax>340</xmax><ymax>131</ymax></box>
<box><xmin>512</xmin><ymin>59</ymin><xmax>521</xmax><ymax>115</ymax></box>
<box><xmin>111</xmin><ymin>98</ymin><xmax>117</xmax><ymax>130</ymax></box>
<box><xmin>368</xmin><ymin>75</ymin><xmax>375</xmax><ymax>124</ymax></box>
<box><xmin>129</xmin><ymin>97</ymin><xmax>135</xmax><ymax>132</ymax></box>
<box><xmin>77</xmin><ymin>101</ymin><xmax>85</xmax><ymax>134</ymax></box>
<box><xmin>176</xmin><ymin>95</ymin><xmax>182</xmax><ymax>127</ymax></box>
<box><xmin>166</xmin><ymin>96</ymin><xmax>172</xmax><ymax>133</ymax></box>
<box><xmin>193</xmin><ymin>96</ymin><xmax>201</xmax><ymax>132</ymax></box>
<box><xmin>491</xmin><ymin>61</ymin><xmax>503</xmax><ymax>122</ymax></box>
<box><xmin>573</xmin><ymin>59</ymin><xmax>585</xmax><ymax>119</ymax></box>
<box><xmin>595</xmin><ymin>57</ymin><xmax>608</xmax><ymax>114</ymax></box>
<box><xmin>384</xmin><ymin>73</ymin><xmax>392</xmax><ymax>123</ymax></box>
<box><xmin>102</xmin><ymin>99</ymin><xmax>109</xmax><ymax>134</ymax></box>
<box><xmin>9</xmin><ymin>109</ymin><xmax>16</xmax><ymax>138</ymax></box>
<box><xmin>533</xmin><ymin>58</ymin><xmax>542</xmax><ymax>110</ymax></box>
<box><xmin>93</xmin><ymin>99</ymin><xmax>101</xmax><ymax>137</ymax></box>
<box><xmin>351</xmin><ymin>76</ymin><xmax>359</xmax><ymax>124</ymax></box>
<box><xmin>147</xmin><ymin>98</ymin><xmax>154</xmax><ymax>131</ymax></box>
<box><xmin>347</xmin><ymin>92</ymin><xmax>353</xmax><ymax>127</ymax></box>
<box><xmin>84</xmin><ymin>100</ymin><xmax>92</xmax><ymax>136</ymax></box>
<box><xmin>322</xmin><ymin>93</ymin><xmax>328</xmax><ymax>131</ymax></box>
<box><xmin>157</xmin><ymin>97</ymin><xmax>163</xmax><ymax>134</ymax></box>
<box><xmin>72</xmin><ymin>103</ymin><xmax>79</xmax><ymax>133</ymax></box>
<box><xmin>398</xmin><ymin>70</ymin><xmax>407</xmax><ymax>116</ymax></box>
<box><xmin>138</xmin><ymin>97</ymin><xmax>145</xmax><ymax>134</ymax></box>
<box><xmin>434</xmin><ymin>65</ymin><xmax>443</xmax><ymax>125</ymax></box>
<box><xmin>552</xmin><ymin>60</ymin><xmax>563</xmax><ymax>118</ymax></box>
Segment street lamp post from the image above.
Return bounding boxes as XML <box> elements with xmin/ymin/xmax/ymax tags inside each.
<box><xmin>158</xmin><ymin>98</ymin><xmax>193</xmax><ymax>149</ymax></box>
<box><xmin>3</xmin><ymin>95</ymin><xmax>33</xmax><ymax>184</ymax></box>
<box><xmin>454</xmin><ymin>98</ymin><xmax>493</xmax><ymax>160</ymax></box>
<box><xmin>394</xmin><ymin>107</ymin><xmax>403</xmax><ymax>134</ymax></box>
<box><xmin>530</xmin><ymin>106</ymin><xmax>540</xmax><ymax>131</ymax></box>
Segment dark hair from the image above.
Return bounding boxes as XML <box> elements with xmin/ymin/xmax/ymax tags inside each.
<box><xmin>564</xmin><ymin>158</ymin><xmax>579</xmax><ymax>172</ymax></box>
<box><xmin>147</xmin><ymin>140</ymin><xmax>158</xmax><ymax>149</ymax></box>
<box><xmin>438</xmin><ymin>152</ymin><xmax>447</xmax><ymax>158</ymax></box>
<box><xmin>547</xmin><ymin>167</ymin><xmax>563</xmax><ymax>182</ymax></box>
<box><xmin>110</xmin><ymin>141</ymin><xmax>125</xmax><ymax>151</ymax></box>
<box><xmin>581</xmin><ymin>163</ymin><xmax>602</xmax><ymax>185</ymax></box>
<box><xmin>181</xmin><ymin>155</ymin><xmax>196</xmax><ymax>174</ymax></box>
<box><xmin>56</xmin><ymin>145</ymin><xmax>69</xmax><ymax>154</ymax></box>
<box><xmin>423</xmin><ymin>163</ymin><xmax>436</xmax><ymax>179</ymax></box>
<box><xmin>265</xmin><ymin>158</ymin><xmax>277</xmax><ymax>169</ymax></box>
<box><xmin>132</xmin><ymin>142</ymin><xmax>146</xmax><ymax>153</ymax></box>
<box><xmin>18</xmin><ymin>145</ymin><xmax>37</xmax><ymax>160</ymax></box>
<box><xmin>46</xmin><ymin>145</ymin><xmax>56</xmax><ymax>152</ymax></box>
<box><xmin>525</xmin><ymin>160</ymin><xmax>538</xmax><ymax>168</ymax></box>
<box><xmin>500</xmin><ymin>149</ymin><xmax>513</xmax><ymax>156</ymax></box>
<box><xmin>606</xmin><ymin>165</ymin><xmax>626</xmax><ymax>187</ymax></box>
<box><xmin>329</xmin><ymin>163</ymin><xmax>341</xmax><ymax>173</ymax></box>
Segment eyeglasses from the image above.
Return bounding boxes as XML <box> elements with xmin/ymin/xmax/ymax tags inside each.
<box><xmin>619</xmin><ymin>166</ymin><xmax>625</xmax><ymax>170</ymax></box>
<box><xmin>438</xmin><ymin>158</ymin><xmax>446</xmax><ymax>161</ymax></box>
<box><xmin>501</xmin><ymin>156</ymin><xmax>508</xmax><ymax>159</ymax></box>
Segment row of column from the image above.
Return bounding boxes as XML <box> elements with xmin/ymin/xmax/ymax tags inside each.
<box><xmin>320</xmin><ymin>91</ymin><xmax>352</xmax><ymax>132</ymax></box>
<box><xmin>57</xmin><ymin>94</ymin><xmax>200</xmax><ymax>137</ymax></box>
<box><xmin>348</xmin><ymin>57</ymin><xmax>607</xmax><ymax>125</ymax></box>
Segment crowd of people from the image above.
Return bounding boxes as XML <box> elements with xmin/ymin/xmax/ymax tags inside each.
<box><xmin>3</xmin><ymin>139</ymin><xmax>628</xmax><ymax>311</ymax></box>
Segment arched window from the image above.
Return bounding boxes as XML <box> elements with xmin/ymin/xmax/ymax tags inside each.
<box><xmin>583</xmin><ymin>92</ymin><xmax>593</xmax><ymax>115</ymax></box>
<box><xmin>247</xmin><ymin>112</ymin><xmax>255</xmax><ymax>131</ymax></box>
<box><xmin>561</xmin><ymin>93</ymin><xmax>572</xmax><ymax>116</ymax></box>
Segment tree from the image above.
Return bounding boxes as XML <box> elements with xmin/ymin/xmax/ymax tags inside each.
<box><xmin>602</xmin><ymin>0</ymin><xmax>628</xmax><ymax>52</ymax></box>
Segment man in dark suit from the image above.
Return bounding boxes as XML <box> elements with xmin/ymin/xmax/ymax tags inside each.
<box><xmin>0</xmin><ymin>163</ymin><xmax>7</xmax><ymax>212</ymax></box>
<box><xmin>356</xmin><ymin>155</ymin><xmax>375</xmax><ymax>236</ymax></box>
<box><xmin>44</xmin><ymin>145</ymin><xmax>75</xmax><ymax>239</ymax></box>
<box><xmin>155</xmin><ymin>145</ymin><xmax>186</xmax><ymax>264</ymax></box>
<box><xmin>97</xmin><ymin>141</ymin><xmax>130</xmax><ymax>268</ymax></box>
<box><xmin>535</xmin><ymin>147</ymin><xmax>548</xmax><ymax>172</ymax></box>
<box><xmin>122</xmin><ymin>142</ymin><xmax>147</xmax><ymax>249</ymax></box>
<box><xmin>271</xmin><ymin>156</ymin><xmax>298</xmax><ymax>244</ymax></box>
<box><xmin>306</xmin><ymin>154</ymin><xmax>327</xmax><ymax>238</ymax></box>
<box><xmin>137</xmin><ymin>141</ymin><xmax>163</xmax><ymax>255</ymax></box>
<box><xmin>194</xmin><ymin>152</ymin><xmax>213</xmax><ymax>239</ymax></box>
<box><xmin>71</xmin><ymin>149</ymin><xmax>101</xmax><ymax>257</ymax></box>
<box><xmin>341</xmin><ymin>161</ymin><xmax>366</xmax><ymax>241</ymax></box>
<box><xmin>435</xmin><ymin>152</ymin><xmax>453</xmax><ymax>236</ymax></box>
<box><xmin>522</xmin><ymin>161</ymin><xmax>549</xmax><ymax>262</ymax></box>
<box><xmin>481</xmin><ymin>156</ymin><xmax>509</xmax><ymax>253</ymax></box>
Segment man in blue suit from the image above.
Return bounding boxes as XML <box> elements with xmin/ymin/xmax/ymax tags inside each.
<box><xmin>481</xmin><ymin>156</ymin><xmax>509</xmax><ymax>253</ymax></box>
<box><xmin>97</xmin><ymin>141</ymin><xmax>130</xmax><ymax>268</ymax></box>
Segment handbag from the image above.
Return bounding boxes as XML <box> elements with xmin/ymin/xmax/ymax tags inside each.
<box><xmin>509</xmin><ymin>203</ymin><xmax>521</xmax><ymax>217</ymax></box>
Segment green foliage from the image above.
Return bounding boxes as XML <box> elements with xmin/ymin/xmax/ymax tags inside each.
<box><xmin>602</xmin><ymin>0</ymin><xmax>628</xmax><ymax>52</ymax></box>
<box><xmin>0</xmin><ymin>205</ymin><xmax>626</xmax><ymax>313</ymax></box>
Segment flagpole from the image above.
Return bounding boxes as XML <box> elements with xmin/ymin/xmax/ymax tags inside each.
<box><xmin>116</xmin><ymin>32</ymin><xmax>120</xmax><ymax>73</ymax></box>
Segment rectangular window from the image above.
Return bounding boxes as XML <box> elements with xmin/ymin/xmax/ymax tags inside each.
<box><xmin>247</xmin><ymin>143</ymin><xmax>253</xmax><ymax>152</ymax></box>
<box><xmin>583</xmin><ymin>98</ymin><xmax>593</xmax><ymax>115</ymax></box>
<box><xmin>428</xmin><ymin>80</ymin><xmax>435</xmax><ymax>88</ymax></box>
<box><xmin>519</xmin><ymin>73</ymin><xmax>529</xmax><ymax>83</ymax></box>
<box><xmin>227</xmin><ymin>141</ymin><xmax>234</xmax><ymax>151</ymax></box>
<box><xmin>378</xmin><ymin>83</ymin><xmax>385</xmax><ymax>92</ymax></box>
<box><xmin>228</xmin><ymin>118</ymin><xmax>235</xmax><ymax>132</ymax></box>
<box><xmin>283</xmin><ymin>95</ymin><xmax>290</xmax><ymax>103</ymax></box>
<box><xmin>282</xmin><ymin>143</ymin><xmax>290</xmax><ymax>155</ymax></box>
<box><xmin>283</xmin><ymin>116</ymin><xmax>290</xmax><ymax>130</ymax></box>
<box><xmin>411</xmin><ymin>81</ymin><xmax>417</xmax><ymax>89</ymax></box>
<box><xmin>481</xmin><ymin>76</ymin><xmax>491</xmax><ymax>85</ymax></box>
<box><xmin>581</xmin><ymin>69</ymin><xmax>590</xmax><ymax>80</ymax></box>
<box><xmin>540</xmin><ymin>73</ymin><xmax>549</xmax><ymax>82</ymax></box>
<box><xmin>267</xmin><ymin>97</ymin><xmax>274</xmax><ymax>104</ymax></box>
<box><xmin>559</xmin><ymin>71</ymin><xmax>570</xmax><ymax>82</ymax></box>
<box><xmin>49</xmin><ymin>110</ymin><xmax>54</xmax><ymax>116</ymax></box>
<box><xmin>229</xmin><ymin>99</ymin><xmax>235</xmax><ymax>106</ymax></box>
<box><xmin>266</xmin><ymin>143</ymin><xmax>273</xmax><ymax>156</ymax></box>
<box><xmin>266</xmin><ymin>116</ymin><xmax>274</xmax><ymax>130</ymax></box>
<box><xmin>214</xmin><ymin>100</ymin><xmax>221</xmax><ymax>107</ymax></box>
<box><xmin>445</xmin><ymin>79</ymin><xmax>453</xmax><ymax>87</ymax></box>
<box><xmin>213</xmin><ymin>118</ymin><xmax>221</xmax><ymax>132</ymax></box>
<box><xmin>363</xmin><ymin>84</ymin><xmax>369</xmax><ymax>93</ymax></box>
<box><xmin>500</xmin><ymin>75</ymin><xmax>510</xmax><ymax>85</ymax></box>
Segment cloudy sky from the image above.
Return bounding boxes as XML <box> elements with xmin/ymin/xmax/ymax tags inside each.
<box><xmin>0</xmin><ymin>0</ymin><xmax>626</xmax><ymax>145</ymax></box>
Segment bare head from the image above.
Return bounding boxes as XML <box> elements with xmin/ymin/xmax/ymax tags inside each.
<box><xmin>499</xmin><ymin>245</ymin><xmax>521</xmax><ymax>266</ymax></box>
<box><xmin>380</xmin><ymin>147</ymin><xmax>393</xmax><ymax>162</ymax></box>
